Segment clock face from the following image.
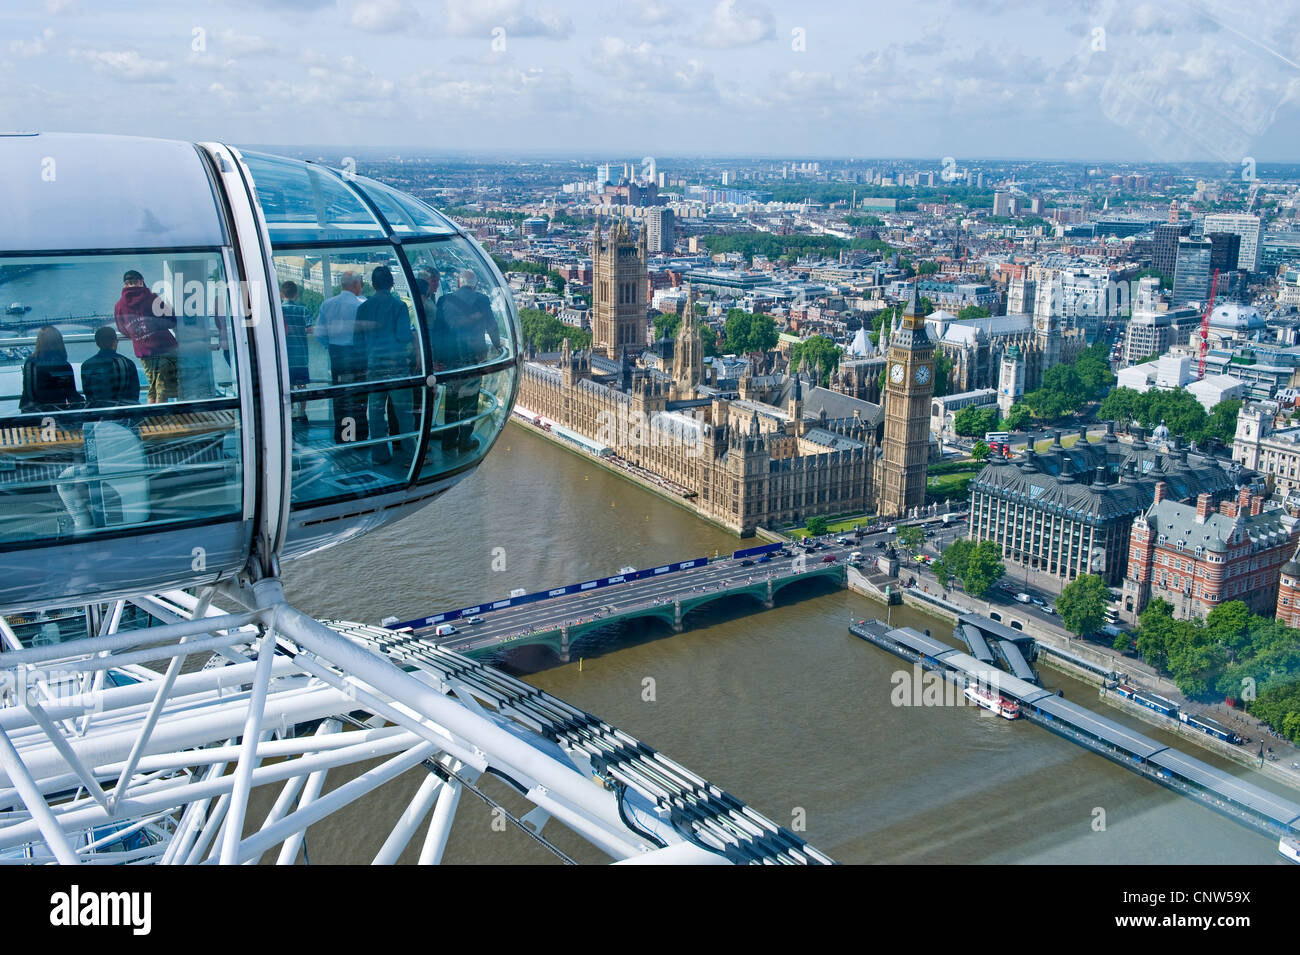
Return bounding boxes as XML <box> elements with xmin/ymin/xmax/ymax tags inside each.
<box><xmin>915</xmin><ymin>365</ymin><xmax>932</xmax><ymax>385</ymax></box>
<box><xmin>890</xmin><ymin>363</ymin><xmax>905</xmax><ymax>383</ymax></box>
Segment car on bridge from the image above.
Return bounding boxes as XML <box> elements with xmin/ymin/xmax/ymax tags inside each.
<box><xmin>740</xmin><ymin>559</ymin><xmax>755</xmax><ymax>566</ymax></box>
<box><xmin>758</xmin><ymin>554</ymin><xmax>773</xmax><ymax>563</ymax></box>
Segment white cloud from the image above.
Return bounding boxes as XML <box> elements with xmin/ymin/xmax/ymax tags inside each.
<box><xmin>592</xmin><ymin>36</ymin><xmax>716</xmax><ymax>96</ymax></box>
<box><xmin>443</xmin><ymin>0</ymin><xmax>573</xmax><ymax>39</ymax></box>
<box><xmin>69</xmin><ymin>48</ymin><xmax>173</xmax><ymax>82</ymax></box>
<box><xmin>629</xmin><ymin>1</ymin><xmax>677</xmax><ymax>26</ymax></box>
<box><xmin>219</xmin><ymin>30</ymin><xmax>274</xmax><ymax>57</ymax></box>
<box><xmin>10</xmin><ymin>29</ymin><xmax>54</xmax><ymax>58</ymax></box>
<box><xmin>696</xmin><ymin>0</ymin><xmax>773</xmax><ymax>49</ymax></box>
<box><xmin>347</xmin><ymin>0</ymin><xmax>420</xmax><ymax>34</ymax></box>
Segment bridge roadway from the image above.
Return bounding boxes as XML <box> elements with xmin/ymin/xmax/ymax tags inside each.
<box><xmin>408</xmin><ymin>539</ymin><xmax>867</xmax><ymax>660</ymax></box>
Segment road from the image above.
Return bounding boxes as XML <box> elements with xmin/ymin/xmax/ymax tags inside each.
<box><xmin>416</xmin><ymin>514</ymin><xmax>969</xmax><ymax>655</ymax></box>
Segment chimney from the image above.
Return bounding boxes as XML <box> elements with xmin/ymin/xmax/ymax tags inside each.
<box><xmin>1238</xmin><ymin>487</ymin><xmax>1252</xmax><ymax>512</ymax></box>
<box><xmin>1220</xmin><ymin>500</ymin><xmax>1239</xmax><ymax>517</ymax></box>
<box><xmin>1251</xmin><ymin>494</ymin><xmax>1263</xmax><ymax>516</ymax></box>
<box><xmin>1153</xmin><ymin>481</ymin><xmax>1168</xmax><ymax>503</ymax></box>
<box><xmin>1196</xmin><ymin>493</ymin><xmax>1213</xmax><ymax>523</ymax></box>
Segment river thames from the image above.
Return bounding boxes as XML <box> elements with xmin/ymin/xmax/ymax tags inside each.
<box><xmin>280</xmin><ymin>422</ymin><xmax>1283</xmax><ymax>864</ymax></box>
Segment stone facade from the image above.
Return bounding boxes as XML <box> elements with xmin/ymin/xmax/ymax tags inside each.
<box><xmin>591</xmin><ymin>217</ymin><xmax>648</xmax><ymax>358</ymax></box>
<box><xmin>517</xmin><ymin>336</ymin><xmax>885</xmax><ymax>536</ymax></box>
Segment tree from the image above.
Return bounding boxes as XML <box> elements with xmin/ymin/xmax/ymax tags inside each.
<box><xmin>999</xmin><ymin>404</ymin><xmax>1030</xmax><ymax>432</ymax></box>
<box><xmin>699</xmin><ymin>323</ymin><xmax>719</xmax><ymax>358</ymax></box>
<box><xmin>1206</xmin><ymin>399</ymin><xmax>1242</xmax><ymax>445</ymax></box>
<box><xmin>723</xmin><ymin>309</ymin><xmax>778</xmax><ymax>354</ymax></box>
<box><xmin>939</xmin><ymin>539</ymin><xmax>974</xmax><ymax>580</ymax></box>
<box><xmin>518</xmin><ymin>307</ymin><xmax>591</xmax><ymax>352</ymax></box>
<box><xmin>789</xmin><ymin>335</ymin><xmax>841</xmax><ymax>386</ymax></box>
<box><xmin>654</xmin><ymin>312</ymin><xmax>682</xmax><ymax>341</ymax></box>
<box><xmin>805</xmin><ymin>516</ymin><xmax>829</xmax><ymax>537</ymax></box>
<box><xmin>1057</xmin><ymin>573</ymin><xmax>1110</xmax><ymax>638</ymax></box>
<box><xmin>1099</xmin><ymin>387</ymin><xmax>1144</xmax><ymax>430</ymax></box>
<box><xmin>961</xmin><ymin>541</ymin><xmax>1005</xmax><ymax>597</ymax></box>
<box><xmin>897</xmin><ymin>525</ymin><xmax>923</xmax><ymax>556</ymax></box>
<box><xmin>971</xmin><ymin>440</ymin><xmax>990</xmax><ymax>461</ymax></box>
<box><xmin>916</xmin><ymin>261</ymin><xmax>940</xmax><ymax>276</ymax></box>
<box><xmin>957</xmin><ymin>305</ymin><xmax>990</xmax><ymax>319</ymax></box>
<box><xmin>933</xmin><ymin>352</ymin><xmax>954</xmax><ymax>398</ymax></box>
<box><xmin>953</xmin><ymin>405</ymin><xmax>999</xmax><ymax>437</ymax></box>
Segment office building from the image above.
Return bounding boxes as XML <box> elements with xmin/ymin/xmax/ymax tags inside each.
<box><xmin>1172</xmin><ymin>238</ymin><xmax>1212</xmax><ymax>308</ymax></box>
<box><xmin>1202</xmin><ymin>213</ymin><xmax>1263</xmax><ymax>272</ymax></box>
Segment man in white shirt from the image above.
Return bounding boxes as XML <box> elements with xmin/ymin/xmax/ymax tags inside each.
<box><xmin>315</xmin><ymin>271</ymin><xmax>367</xmax><ymax>444</ymax></box>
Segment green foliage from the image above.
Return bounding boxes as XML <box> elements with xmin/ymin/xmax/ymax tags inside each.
<box><xmin>962</xmin><ymin>541</ymin><xmax>1006</xmax><ymax>598</ymax></box>
<box><xmin>933</xmin><ymin>352</ymin><xmax>954</xmax><ymax>398</ymax></box>
<box><xmin>805</xmin><ymin>516</ymin><xmax>829</xmax><ymax>536</ymax></box>
<box><xmin>491</xmin><ymin>255</ymin><xmax>547</xmax><ymax>275</ymax></box>
<box><xmin>957</xmin><ymin>305</ymin><xmax>990</xmax><ymax>319</ymax></box>
<box><xmin>789</xmin><ymin>335</ymin><xmax>841</xmax><ymax>386</ymax></box>
<box><xmin>1057</xmin><ymin>574</ymin><xmax>1111</xmax><ymax>638</ymax></box>
<box><xmin>896</xmin><ymin>525</ymin><xmax>923</xmax><ymax>555</ymax></box>
<box><xmin>928</xmin><ymin>461</ymin><xmax>983</xmax><ymax>476</ymax></box>
<box><xmin>723</xmin><ymin>309</ymin><xmax>778</xmax><ymax>354</ymax></box>
<box><xmin>702</xmin><ymin>232</ymin><xmax>848</xmax><ymax>263</ymax></box>
<box><xmin>699</xmin><ymin>323</ymin><xmax>719</xmax><ymax>358</ymax></box>
<box><xmin>1098</xmin><ymin>388</ymin><xmax>1237</xmax><ymax>447</ymax></box>
<box><xmin>937</xmin><ymin>539</ymin><xmax>1004</xmax><ymax>597</ymax></box>
<box><xmin>654</xmin><ymin>312</ymin><xmax>681</xmax><ymax>341</ymax></box>
<box><xmin>999</xmin><ymin>404</ymin><xmax>1031</xmax><ymax>432</ymax></box>
<box><xmin>953</xmin><ymin>405</ymin><xmax>999</xmax><ymax>437</ymax></box>
<box><xmin>971</xmin><ymin>440</ymin><xmax>990</xmax><ymax>461</ymax></box>
<box><xmin>1135</xmin><ymin>353</ymin><xmax>1160</xmax><ymax>364</ymax></box>
<box><xmin>844</xmin><ymin>214</ymin><xmax>883</xmax><ymax>227</ymax></box>
<box><xmin>916</xmin><ymin>261</ymin><xmax>940</xmax><ymax>276</ymax></box>
<box><xmin>518</xmin><ymin>307</ymin><xmax>591</xmax><ymax>352</ymax></box>
<box><xmin>1129</xmin><ymin>599</ymin><xmax>1300</xmax><ymax>739</ymax></box>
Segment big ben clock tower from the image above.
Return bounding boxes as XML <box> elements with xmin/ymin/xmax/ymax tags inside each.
<box><xmin>879</xmin><ymin>288</ymin><xmax>934</xmax><ymax>518</ymax></box>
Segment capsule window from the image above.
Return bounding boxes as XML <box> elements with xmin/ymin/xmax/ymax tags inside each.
<box><xmin>273</xmin><ymin>248</ymin><xmax>425</xmax><ymax>505</ymax></box>
<box><xmin>0</xmin><ymin>251</ymin><xmax>244</xmax><ymax>544</ymax></box>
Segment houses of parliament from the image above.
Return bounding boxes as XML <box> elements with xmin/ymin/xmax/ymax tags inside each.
<box><xmin>515</xmin><ymin>221</ymin><xmax>935</xmax><ymax>535</ymax></box>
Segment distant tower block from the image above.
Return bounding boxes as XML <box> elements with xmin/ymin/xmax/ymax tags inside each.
<box><xmin>998</xmin><ymin>344</ymin><xmax>1024</xmax><ymax>417</ymax></box>
<box><xmin>592</xmin><ymin>217</ymin><xmax>648</xmax><ymax>358</ymax></box>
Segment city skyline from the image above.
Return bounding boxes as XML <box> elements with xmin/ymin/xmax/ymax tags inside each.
<box><xmin>4</xmin><ymin>0</ymin><xmax>1300</xmax><ymax>160</ymax></box>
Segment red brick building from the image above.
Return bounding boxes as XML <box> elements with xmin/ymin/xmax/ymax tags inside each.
<box><xmin>1122</xmin><ymin>485</ymin><xmax>1300</xmax><ymax>624</ymax></box>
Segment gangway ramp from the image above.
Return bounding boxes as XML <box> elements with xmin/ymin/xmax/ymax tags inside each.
<box><xmin>996</xmin><ymin>640</ymin><xmax>1038</xmax><ymax>684</ymax></box>
<box><xmin>959</xmin><ymin>624</ymin><xmax>995</xmax><ymax>664</ymax></box>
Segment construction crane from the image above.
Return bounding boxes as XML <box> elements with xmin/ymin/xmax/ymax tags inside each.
<box><xmin>1198</xmin><ymin>268</ymin><xmax>1220</xmax><ymax>380</ymax></box>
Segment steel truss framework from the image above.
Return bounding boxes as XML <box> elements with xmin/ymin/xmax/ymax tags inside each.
<box><xmin>0</xmin><ymin>578</ymin><xmax>833</xmax><ymax>865</ymax></box>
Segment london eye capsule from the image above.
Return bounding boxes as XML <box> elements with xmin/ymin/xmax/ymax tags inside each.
<box><xmin>0</xmin><ymin>133</ymin><xmax>521</xmax><ymax>611</ymax></box>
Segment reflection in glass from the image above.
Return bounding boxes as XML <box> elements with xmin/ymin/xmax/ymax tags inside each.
<box><xmin>0</xmin><ymin>252</ymin><xmax>243</xmax><ymax>544</ymax></box>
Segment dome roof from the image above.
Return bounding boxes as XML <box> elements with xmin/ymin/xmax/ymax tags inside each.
<box><xmin>1208</xmin><ymin>302</ymin><xmax>1265</xmax><ymax>331</ymax></box>
<box><xmin>1283</xmin><ymin>559</ymin><xmax>1300</xmax><ymax>577</ymax></box>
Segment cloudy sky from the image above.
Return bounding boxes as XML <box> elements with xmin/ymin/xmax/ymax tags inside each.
<box><xmin>3</xmin><ymin>0</ymin><xmax>1300</xmax><ymax>161</ymax></box>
